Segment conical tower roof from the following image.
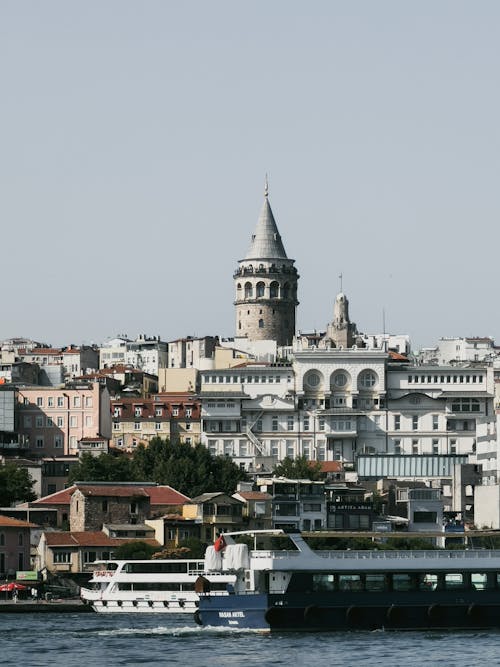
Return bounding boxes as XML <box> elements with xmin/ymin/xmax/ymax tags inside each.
<box><xmin>244</xmin><ymin>185</ymin><xmax>288</xmax><ymax>261</ymax></box>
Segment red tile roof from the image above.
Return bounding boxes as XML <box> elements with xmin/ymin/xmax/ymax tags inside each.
<box><xmin>32</xmin><ymin>487</ymin><xmax>76</xmax><ymax>505</ymax></box>
<box><xmin>318</xmin><ymin>461</ymin><xmax>343</xmax><ymax>473</ymax></box>
<box><xmin>235</xmin><ymin>492</ymin><xmax>272</xmax><ymax>501</ymax></box>
<box><xmin>388</xmin><ymin>351</ymin><xmax>408</xmax><ymax>361</ymax></box>
<box><xmin>33</xmin><ymin>484</ymin><xmax>189</xmax><ymax>505</ymax></box>
<box><xmin>44</xmin><ymin>531</ymin><xmax>160</xmax><ymax>548</ymax></box>
<box><xmin>0</xmin><ymin>515</ymin><xmax>38</xmax><ymax>528</ymax></box>
<box><xmin>147</xmin><ymin>486</ymin><xmax>190</xmax><ymax>504</ymax></box>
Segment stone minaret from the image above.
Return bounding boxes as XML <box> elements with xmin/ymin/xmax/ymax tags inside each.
<box><xmin>321</xmin><ymin>291</ymin><xmax>362</xmax><ymax>349</ymax></box>
<box><xmin>234</xmin><ymin>181</ymin><xmax>299</xmax><ymax>346</ymax></box>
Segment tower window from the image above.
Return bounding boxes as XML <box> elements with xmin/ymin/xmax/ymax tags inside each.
<box><xmin>256</xmin><ymin>282</ymin><xmax>265</xmax><ymax>297</ymax></box>
<box><xmin>259</xmin><ymin>319</ymin><xmax>264</xmax><ymax>328</ymax></box>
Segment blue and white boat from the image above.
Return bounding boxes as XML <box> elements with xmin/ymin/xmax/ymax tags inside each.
<box><xmin>195</xmin><ymin>529</ymin><xmax>500</xmax><ymax>631</ymax></box>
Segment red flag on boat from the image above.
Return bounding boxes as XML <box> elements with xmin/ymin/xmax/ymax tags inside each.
<box><xmin>214</xmin><ymin>534</ymin><xmax>226</xmax><ymax>552</ymax></box>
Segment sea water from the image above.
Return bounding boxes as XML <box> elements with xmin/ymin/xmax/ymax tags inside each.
<box><xmin>3</xmin><ymin>612</ymin><xmax>500</xmax><ymax>667</ymax></box>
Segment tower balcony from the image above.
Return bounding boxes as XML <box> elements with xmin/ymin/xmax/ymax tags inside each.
<box><xmin>233</xmin><ymin>265</ymin><xmax>298</xmax><ymax>278</ymax></box>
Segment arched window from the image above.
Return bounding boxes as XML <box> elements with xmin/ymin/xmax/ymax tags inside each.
<box><xmin>331</xmin><ymin>370</ymin><xmax>350</xmax><ymax>390</ymax></box>
<box><xmin>270</xmin><ymin>281</ymin><xmax>279</xmax><ymax>298</ymax></box>
<box><xmin>256</xmin><ymin>282</ymin><xmax>265</xmax><ymax>298</ymax></box>
<box><xmin>303</xmin><ymin>370</ymin><xmax>323</xmax><ymax>391</ymax></box>
<box><xmin>18</xmin><ymin>532</ymin><xmax>23</xmax><ymax>546</ymax></box>
<box><xmin>244</xmin><ymin>282</ymin><xmax>253</xmax><ymax>298</ymax></box>
<box><xmin>358</xmin><ymin>370</ymin><xmax>378</xmax><ymax>389</ymax></box>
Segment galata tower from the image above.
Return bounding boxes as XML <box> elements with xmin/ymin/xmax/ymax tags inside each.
<box><xmin>234</xmin><ymin>181</ymin><xmax>299</xmax><ymax>346</ymax></box>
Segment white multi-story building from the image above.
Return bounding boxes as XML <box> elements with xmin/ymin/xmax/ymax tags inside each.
<box><xmin>198</xmin><ymin>316</ymin><xmax>497</xmax><ymax>485</ymax></box>
<box><xmin>99</xmin><ymin>335</ymin><xmax>168</xmax><ymax>377</ymax></box>
<box><xmin>418</xmin><ymin>337</ymin><xmax>498</xmax><ymax>365</ymax></box>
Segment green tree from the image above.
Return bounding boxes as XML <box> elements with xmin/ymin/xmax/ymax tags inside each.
<box><xmin>112</xmin><ymin>540</ymin><xmax>160</xmax><ymax>560</ymax></box>
<box><xmin>273</xmin><ymin>455</ymin><xmax>322</xmax><ymax>481</ymax></box>
<box><xmin>131</xmin><ymin>438</ymin><xmax>248</xmax><ymax>496</ymax></box>
<box><xmin>68</xmin><ymin>451</ymin><xmax>135</xmax><ymax>484</ymax></box>
<box><xmin>0</xmin><ymin>463</ymin><xmax>36</xmax><ymax>506</ymax></box>
<box><xmin>176</xmin><ymin>537</ymin><xmax>208</xmax><ymax>559</ymax></box>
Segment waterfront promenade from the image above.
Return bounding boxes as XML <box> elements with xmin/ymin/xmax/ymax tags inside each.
<box><xmin>0</xmin><ymin>599</ymin><xmax>93</xmax><ymax>613</ymax></box>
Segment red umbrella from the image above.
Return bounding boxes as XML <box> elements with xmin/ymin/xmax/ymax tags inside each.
<box><xmin>0</xmin><ymin>582</ymin><xmax>27</xmax><ymax>592</ymax></box>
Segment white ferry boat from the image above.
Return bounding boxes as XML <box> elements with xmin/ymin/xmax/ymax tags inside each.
<box><xmin>80</xmin><ymin>556</ymin><xmax>237</xmax><ymax>613</ymax></box>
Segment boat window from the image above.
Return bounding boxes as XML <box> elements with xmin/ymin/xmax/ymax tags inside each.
<box><xmin>418</xmin><ymin>574</ymin><xmax>438</xmax><ymax>591</ymax></box>
<box><xmin>106</xmin><ymin>563</ymin><xmax>118</xmax><ymax>571</ymax></box>
<box><xmin>444</xmin><ymin>573</ymin><xmax>465</xmax><ymax>590</ymax></box>
<box><xmin>125</xmin><ymin>562</ymin><xmax>189</xmax><ymax>574</ymax></box>
<box><xmin>365</xmin><ymin>574</ymin><xmax>387</xmax><ymax>592</ymax></box>
<box><xmin>392</xmin><ymin>574</ymin><xmax>417</xmax><ymax>592</ymax></box>
<box><xmin>471</xmin><ymin>573</ymin><xmax>490</xmax><ymax>590</ymax></box>
<box><xmin>118</xmin><ymin>583</ymin><xmax>183</xmax><ymax>591</ymax></box>
<box><xmin>339</xmin><ymin>574</ymin><xmax>362</xmax><ymax>591</ymax></box>
<box><xmin>312</xmin><ymin>574</ymin><xmax>336</xmax><ymax>592</ymax></box>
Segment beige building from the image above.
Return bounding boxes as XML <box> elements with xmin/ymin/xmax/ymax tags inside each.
<box><xmin>111</xmin><ymin>394</ymin><xmax>200</xmax><ymax>451</ymax></box>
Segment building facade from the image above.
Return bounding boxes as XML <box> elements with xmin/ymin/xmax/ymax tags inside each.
<box><xmin>111</xmin><ymin>393</ymin><xmax>200</xmax><ymax>450</ymax></box>
<box><xmin>16</xmin><ymin>383</ymin><xmax>112</xmax><ymax>457</ymax></box>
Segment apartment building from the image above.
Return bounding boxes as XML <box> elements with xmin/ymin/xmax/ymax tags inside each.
<box><xmin>16</xmin><ymin>383</ymin><xmax>112</xmax><ymax>457</ymax></box>
<box><xmin>111</xmin><ymin>393</ymin><xmax>200</xmax><ymax>450</ymax></box>
<box><xmin>99</xmin><ymin>335</ymin><xmax>167</xmax><ymax>377</ymax></box>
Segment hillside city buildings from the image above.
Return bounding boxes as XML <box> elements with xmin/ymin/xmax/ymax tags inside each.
<box><xmin>3</xmin><ymin>183</ymin><xmax>500</xmax><ymax>579</ymax></box>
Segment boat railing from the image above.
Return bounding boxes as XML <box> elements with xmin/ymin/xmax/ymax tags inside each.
<box><xmin>250</xmin><ymin>549</ymin><xmax>500</xmax><ymax>561</ymax></box>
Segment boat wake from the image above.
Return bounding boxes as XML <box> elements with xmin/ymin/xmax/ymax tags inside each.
<box><xmin>97</xmin><ymin>624</ymin><xmax>263</xmax><ymax>638</ymax></box>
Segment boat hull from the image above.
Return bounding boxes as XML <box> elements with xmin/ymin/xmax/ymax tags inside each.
<box><xmin>196</xmin><ymin>591</ymin><xmax>500</xmax><ymax>632</ymax></box>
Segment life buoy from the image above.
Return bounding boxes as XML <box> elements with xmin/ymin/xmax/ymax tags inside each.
<box><xmin>386</xmin><ymin>604</ymin><xmax>397</xmax><ymax>623</ymax></box>
<box><xmin>467</xmin><ymin>603</ymin><xmax>482</xmax><ymax>621</ymax></box>
<box><xmin>427</xmin><ymin>604</ymin><xmax>442</xmax><ymax>622</ymax></box>
<box><xmin>345</xmin><ymin>606</ymin><xmax>361</xmax><ymax>626</ymax></box>
<box><xmin>264</xmin><ymin>606</ymin><xmax>283</xmax><ymax>625</ymax></box>
<box><xmin>304</xmin><ymin>605</ymin><xmax>321</xmax><ymax>624</ymax></box>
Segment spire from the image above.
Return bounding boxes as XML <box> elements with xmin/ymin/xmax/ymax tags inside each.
<box><xmin>244</xmin><ymin>179</ymin><xmax>288</xmax><ymax>260</ymax></box>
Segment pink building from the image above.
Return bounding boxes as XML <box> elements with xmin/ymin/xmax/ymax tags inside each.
<box><xmin>16</xmin><ymin>383</ymin><xmax>112</xmax><ymax>457</ymax></box>
<box><xmin>0</xmin><ymin>515</ymin><xmax>35</xmax><ymax>577</ymax></box>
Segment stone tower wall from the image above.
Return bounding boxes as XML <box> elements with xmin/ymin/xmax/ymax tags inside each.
<box><xmin>234</xmin><ymin>265</ymin><xmax>298</xmax><ymax>346</ymax></box>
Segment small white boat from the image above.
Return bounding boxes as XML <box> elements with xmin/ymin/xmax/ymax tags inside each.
<box><xmin>80</xmin><ymin>556</ymin><xmax>236</xmax><ymax>613</ymax></box>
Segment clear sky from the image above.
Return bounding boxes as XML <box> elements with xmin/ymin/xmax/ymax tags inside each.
<box><xmin>2</xmin><ymin>2</ymin><xmax>499</xmax><ymax>350</ymax></box>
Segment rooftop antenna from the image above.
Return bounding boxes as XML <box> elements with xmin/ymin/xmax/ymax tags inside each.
<box><xmin>382</xmin><ymin>308</ymin><xmax>388</xmax><ymax>352</ymax></box>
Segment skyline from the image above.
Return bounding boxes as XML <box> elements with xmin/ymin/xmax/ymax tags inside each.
<box><xmin>2</xmin><ymin>2</ymin><xmax>500</xmax><ymax>350</ymax></box>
